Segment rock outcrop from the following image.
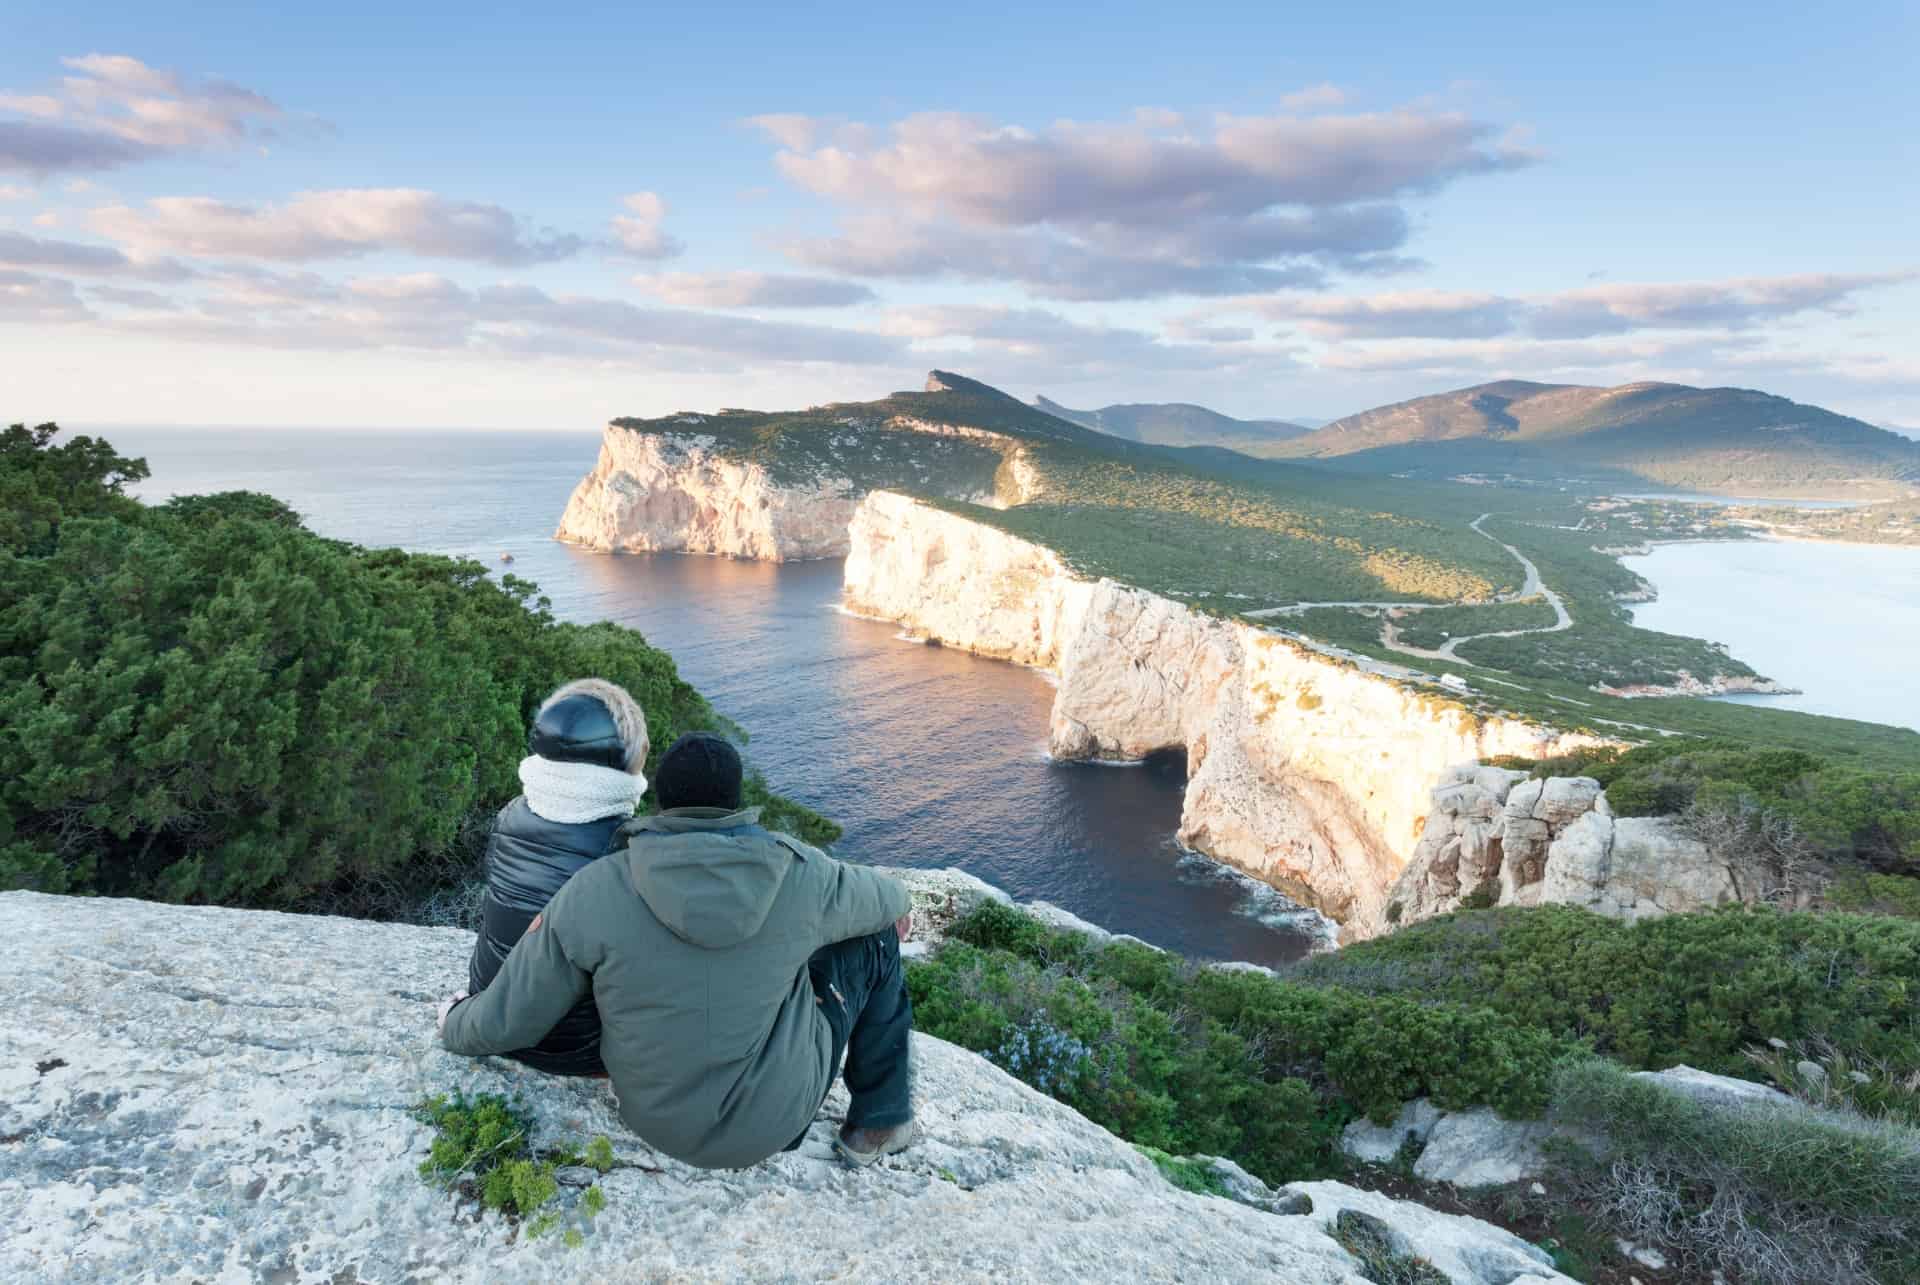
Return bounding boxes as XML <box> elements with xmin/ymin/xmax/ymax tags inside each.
<box><xmin>844</xmin><ymin>491</ymin><xmax>1607</xmax><ymax>933</ymax></box>
<box><xmin>556</xmin><ymin>428</ymin><xmax>864</xmax><ymax>560</ymax></box>
<box><xmin>1380</xmin><ymin>766</ymin><xmax>1736</xmax><ymax>932</ymax></box>
<box><xmin>0</xmin><ymin>890</ymin><xmax>1572</xmax><ymax>1284</ymax></box>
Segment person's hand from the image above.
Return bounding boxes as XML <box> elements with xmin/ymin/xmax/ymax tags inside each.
<box><xmin>894</xmin><ymin>911</ymin><xmax>913</xmax><ymax>944</ymax></box>
<box><xmin>436</xmin><ymin>990</ymin><xmax>469</xmax><ymax>1036</ymax></box>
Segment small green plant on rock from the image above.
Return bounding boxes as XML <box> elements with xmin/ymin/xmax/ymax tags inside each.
<box><xmin>1135</xmin><ymin>1144</ymin><xmax>1229</xmax><ymax>1197</ymax></box>
<box><xmin>415</xmin><ymin>1092</ymin><xmax>614</xmax><ymax>1242</ymax></box>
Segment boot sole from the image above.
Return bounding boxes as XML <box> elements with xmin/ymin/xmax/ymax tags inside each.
<box><xmin>833</xmin><ymin>1122</ymin><xmax>916</xmax><ymax>1168</ymax></box>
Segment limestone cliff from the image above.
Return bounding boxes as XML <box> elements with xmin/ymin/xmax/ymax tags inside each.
<box><xmin>1379</xmin><ymin>767</ymin><xmax>1737</xmax><ymax>933</ymax></box>
<box><xmin>844</xmin><ymin>492</ymin><xmax>1608</xmax><ymax>934</ymax></box>
<box><xmin>555</xmin><ymin>372</ymin><xmax>1069</xmax><ymax>560</ymax></box>
<box><xmin>0</xmin><ymin>890</ymin><xmax>1570</xmax><ymax>1284</ymax></box>
<box><xmin>555</xmin><ymin>428</ymin><xmax>864</xmax><ymax>560</ymax></box>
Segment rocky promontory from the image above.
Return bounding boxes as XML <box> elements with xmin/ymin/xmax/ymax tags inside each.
<box><xmin>0</xmin><ymin>890</ymin><xmax>1573</xmax><ymax>1284</ymax></box>
<box><xmin>844</xmin><ymin>491</ymin><xmax>1608</xmax><ymax>934</ymax></box>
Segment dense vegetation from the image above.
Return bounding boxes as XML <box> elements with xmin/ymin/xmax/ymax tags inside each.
<box><xmin>913</xmin><ymin>897</ymin><xmax>1920</xmax><ymax>1283</ymax></box>
<box><xmin>1294</xmin><ymin>905</ymin><xmax>1920</xmax><ymax>1074</ymax></box>
<box><xmin>0</xmin><ymin>423</ymin><xmax>833</xmax><ymax>907</ymax></box>
<box><xmin>1031</xmin><ymin>394</ymin><xmax>1312</xmax><ymax>456</ymax></box>
<box><xmin>908</xmin><ymin>900</ymin><xmax>1569</xmax><ymax>1183</ymax></box>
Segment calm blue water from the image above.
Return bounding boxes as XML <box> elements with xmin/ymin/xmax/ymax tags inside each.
<box><xmin>108</xmin><ymin>426</ymin><xmax>1320</xmax><ymax>964</ymax></box>
<box><xmin>1627</xmin><ymin>539</ymin><xmax>1920</xmax><ymax>731</ymax></box>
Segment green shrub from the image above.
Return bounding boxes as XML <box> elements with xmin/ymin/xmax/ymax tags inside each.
<box><xmin>415</xmin><ymin>1092</ymin><xmax>615</xmax><ymax>1239</ymax></box>
<box><xmin>910</xmin><ymin>903</ymin><xmax>1570</xmax><ymax>1185</ymax></box>
<box><xmin>1551</xmin><ymin>1059</ymin><xmax>1920</xmax><ymax>1285</ymax></box>
<box><xmin>0</xmin><ymin>425</ymin><xmax>836</xmax><ymax>907</ymax></box>
<box><xmin>1296</xmin><ymin>905</ymin><xmax>1920</xmax><ymax>1075</ymax></box>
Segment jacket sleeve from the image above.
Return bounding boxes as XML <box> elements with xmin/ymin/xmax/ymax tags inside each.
<box><xmin>812</xmin><ymin>855</ymin><xmax>912</xmax><ymax>947</ymax></box>
<box><xmin>441</xmin><ymin>895</ymin><xmax>592</xmax><ymax>1057</ymax></box>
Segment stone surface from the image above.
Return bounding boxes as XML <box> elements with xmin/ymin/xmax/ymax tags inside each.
<box><xmin>1288</xmin><ymin>1182</ymin><xmax>1573</xmax><ymax>1285</ymax></box>
<box><xmin>1631</xmin><ymin>1064</ymin><xmax>1795</xmax><ymax>1110</ymax></box>
<box><xmin>844</xmin><ymin>491</ymin><xmax>1605</xmax><ymax>935</ymax></box>
<box><xmin>0</xmin><ymin>890</ymin><xmax>1566</xmax><ymax>1284</ymax></box>
<box><xmin>1340</xmin><ymin>1099</ymin><xmax>1443</xmax><ymax>1164</ymax></box>
<box><xmin>1413</xmin><ymin>1108</ymin><xmax>1557</xmax><ymax>1188</ymax></box>
<box><xmin>1382</xmin><ymin>769</ymin><xmax>1737</xmax><ymax>934</ymax></box>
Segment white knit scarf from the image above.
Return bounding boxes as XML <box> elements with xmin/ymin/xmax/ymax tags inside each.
<box><xmin>518</xmin><ymin>755</ymin><xmax>647</xmax><ymax>824</ymax></box>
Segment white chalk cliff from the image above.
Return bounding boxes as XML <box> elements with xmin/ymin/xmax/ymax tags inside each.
<box><xmin>556</xmin><ymin>429</ymin><xmax>865</xmax><ymax>561</ymax></box>
<box><xmin>844</xmin><ymin>492</ymin><xmax>1609</xmax><ymax>934</ymax></box>
<box><xmin>0</xmin><ymin>890</ymin><xmax>1572</xmax><ymax>1284</ymax></box>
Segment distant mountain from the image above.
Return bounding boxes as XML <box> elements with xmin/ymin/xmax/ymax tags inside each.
<box><xmin>1272</xmin><ymin>380</ymin><xmax>1920</xmax><ymax>498</ymax></box>
<box><xmin>1033</xmin><ymin>396</ymin><xmax>1315</xmax><ymax>457</ymax></box>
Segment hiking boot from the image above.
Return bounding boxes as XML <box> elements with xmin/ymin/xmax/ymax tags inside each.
<box><xmin>834</xmin><ymin>1120</ymin><xmax>916</xmax><ymax>1168</ymax></box>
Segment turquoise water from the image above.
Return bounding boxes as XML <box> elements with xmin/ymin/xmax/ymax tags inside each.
<box><xmin>1626</xmin><ymin>538</ymin><xmax>1920</xmax><ymax>731</ymax></box>
<box><xmin>109</xmin><ymin>426</ymin><xmax>1323</xmax><ymax>963</ymax></box>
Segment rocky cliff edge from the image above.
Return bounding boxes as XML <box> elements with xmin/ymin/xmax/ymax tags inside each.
<box><xmin>0</xmin><ymin>890</ymin><xmax>1571</xmax><ymax>1284</ymax></box>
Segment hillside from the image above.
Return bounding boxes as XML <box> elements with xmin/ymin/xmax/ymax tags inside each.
<box><xmin>1034</xmin><ymin>395</ymin><xmax>1315</xmax><ymax>456</ymax></box>
<box><xmin>1279</xmin><ymin>380</ymin><xmax>1920</xmax><ymax>499</ymax></box>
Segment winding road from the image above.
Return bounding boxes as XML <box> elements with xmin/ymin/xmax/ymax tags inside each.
<box><xmin>1251</xmin><ymin>513</ymin><xmax>1573</xmax><ymax>666</ymax></box>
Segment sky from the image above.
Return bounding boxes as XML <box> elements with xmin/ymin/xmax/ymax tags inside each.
<box><xmin>2</xmin><ymin>0</ymin><xmax>1916</xmax><ymax>430</ymax></box>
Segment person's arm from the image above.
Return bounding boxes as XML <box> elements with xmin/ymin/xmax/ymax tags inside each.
<box><xmin>440</xmin><ymin>904</ymin><xmax>590</xmax><ymax>1057</ymax></box>
<box><xmin>814</xmin><ymin>856</ymin><xmax>912</xmax><ymax>946</ymax></box>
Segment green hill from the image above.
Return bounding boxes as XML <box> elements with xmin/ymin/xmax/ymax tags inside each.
<box><xmin>1033</xmin><ymin>395</ymin><xmax>1314</xmax><ymax>456</ymax></box>
<box><xmin>1278</xmin><ymin>380</ymin><xmax>1920</xmax><ymax>499</ymax></box>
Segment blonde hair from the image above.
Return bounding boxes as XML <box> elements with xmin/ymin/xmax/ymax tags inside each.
<box><xmin>537</xmin><ymin>677</ymin><xmax>651</xmax><ymax>774</ymax></box>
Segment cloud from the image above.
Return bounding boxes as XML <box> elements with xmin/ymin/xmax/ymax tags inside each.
<box><xmin>90</xmin><ymin>189</ymin><xmax>584</xmax><ymax>264</ymax></box>
<box><xmin>876</xmin><ymin>303</ymin><xmax>1295</xmax><ymax>385</ymax></box>
<box><xmin>87</xmin><ymin>283</ymin><xmax>180</xmax><ymax>310</ymax></box>
<box><xmin>1</xmin><ymin>183</ymin><xmax>39</xmax><ymax>200</ymax></box>
<box><xmin>1279</xmin><ymin>84</ymin><xmax>1348</xmax><ymax>112</ymax></box>
<box><xmin>0</xmin><ymin>268</ymin><xmax>92</xmax><ymax>321</ymax></box>
<box><xmin>633</xmin><ymin>271</ymin><xmax>875</xmax><ymax>308</ymax></box>
<box><xmin>0</xmin><ymin>228</ymin><xmax>194</xmax><ymax>279</ymax></box>
<box><xmin>610</xmin><ymin>191</ymin><xmax>684</xmax><ymax>259</ymax></box>
<box><xmin>753</xmin><ymin>105</ymin><xmax>1534</xmax><ymax>299</ymax></box>
<box><xmin>0</xmin><ymin>53</ymin><xmax>289</xmax><ymax>175</ymax></box>
<box><xmin>1239</xmin><ymin>272</ymin><xmax>1917</xmax><ymax>340</ymax></box>
<box><xmin>80</xmin><ymin>269</ymin><xmax>906</xmax><ymax>368</ymax></box>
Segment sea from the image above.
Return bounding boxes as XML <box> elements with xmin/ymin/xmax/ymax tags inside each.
<box><xmin>1626</xmin><ymin>538</ymin><xmax>1920</xmax><ymax>732</ymax></box>
<box><xmin>108</xmin><ymin>426</ymin><xmax>1325</xmax><ymax>964</ymax></box>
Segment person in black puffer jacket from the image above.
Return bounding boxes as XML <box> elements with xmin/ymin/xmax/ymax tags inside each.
<box><xmin>464</xmin><ymin>677</ymin><xmax>650</xmax><ymax>1076</ymax></box>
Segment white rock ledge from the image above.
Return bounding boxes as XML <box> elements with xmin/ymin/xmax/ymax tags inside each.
<box><xmin>0</xmin><ymin>890</ymin><xmax>1570</xmax><ymax>1284</ymax></box>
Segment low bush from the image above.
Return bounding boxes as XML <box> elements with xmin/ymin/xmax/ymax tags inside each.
<box><xmin>907</xmin><ymin>901</ymin><xmax>1568</xmax><ymax>1185</ymax></box>
<box><xmin>1551</xmin><ymin>1059</ymin><xmax>1920</xmax><ymax>1285</ymax></box>
<box><xmin>1295</xmin><ymin>904</ymin><xmax>1920</xmax><ymax>1075</ymax></box>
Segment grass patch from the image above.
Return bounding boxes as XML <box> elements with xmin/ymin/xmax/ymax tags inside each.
<box><xmin>1135</xmin><ymin>1145</ymin><xmax>1230</xmax><ymax>1197</ymax></box>
<box><xmin>1552</xmin><ymin>1059</ymin><xmax>1920</xmax><ymax>1285</ymax></box>
<box><xmin>1330</xmin><ymin>1209</ymin><xmax>1450</xmax><ymax>1284</ymax></box>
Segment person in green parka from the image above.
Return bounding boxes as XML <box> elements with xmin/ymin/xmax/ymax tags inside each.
<box><xmin>437</xmin><ymin>731</ymin><xmax>917</xmax><ymax>1170</ymax></box>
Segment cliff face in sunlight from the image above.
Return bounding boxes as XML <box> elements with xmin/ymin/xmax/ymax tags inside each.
<box><xmin>556</xmin><ymin>429</ymin><xmax>863</xmax><ymax>561</ymax></box>
<box><xmin>844</xmin><ymin>491</ymin><xmax>1610</xmax><ymax>934</ymax></box>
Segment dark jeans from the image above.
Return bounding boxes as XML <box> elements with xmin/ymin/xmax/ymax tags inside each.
<box><xmin>802</xmin><ymin>928</ymin><xmax>915</xmax><ymax>1135</ymax></box>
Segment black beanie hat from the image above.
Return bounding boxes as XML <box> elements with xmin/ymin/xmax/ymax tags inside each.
<box><xmin>653</xmin><ymin>732</ymin><xmax>744</xmax><ymax>811</ymax></box>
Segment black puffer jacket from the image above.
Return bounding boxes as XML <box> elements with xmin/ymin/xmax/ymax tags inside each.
<box><xmin>466</xmin><ymin>694</ymin><xmax>636</xmax><ymax>1076</ymax></box>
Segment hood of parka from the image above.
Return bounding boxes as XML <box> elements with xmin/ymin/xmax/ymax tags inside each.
<box><xmin>622</xmin><ymin>807</ymin><xmax>800</xmax><ymax>949</ymax></box>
